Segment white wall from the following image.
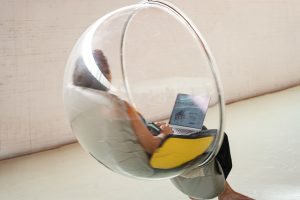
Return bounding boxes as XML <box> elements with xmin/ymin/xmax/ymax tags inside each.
<box><xmin>1</xmin><ymin>0</ymin><xmax>300</xmax><ymax>159</ymax></box>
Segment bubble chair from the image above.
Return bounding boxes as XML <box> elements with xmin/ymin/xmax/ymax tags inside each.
<box><xmin>64</xmin><ymin>0</ymin><xmax>225</xmax><ymax>198</ymax></box>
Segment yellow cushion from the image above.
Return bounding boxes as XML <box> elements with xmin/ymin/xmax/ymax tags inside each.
<box><xmin>150</xmin><ymin>136</ymin><xmax>213</xmax><ymax>169</ymax></box>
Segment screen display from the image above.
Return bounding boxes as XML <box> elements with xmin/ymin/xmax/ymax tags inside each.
<box><xmin>169</xmin><ymin>94</ymin><xmax>210</xmax><ymax>129</ymax></box>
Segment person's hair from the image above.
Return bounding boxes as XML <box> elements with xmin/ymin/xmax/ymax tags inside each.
<box><xmin>73</xmin><ymin>49</ymin><xmax>111</xmax><ymax>91</ymax></box>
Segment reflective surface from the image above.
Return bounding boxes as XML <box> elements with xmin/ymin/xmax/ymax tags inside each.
<box><xmin>63</xmin><ymin>1</ymin><xmax>224</xmax><ymax>179</ymax></box>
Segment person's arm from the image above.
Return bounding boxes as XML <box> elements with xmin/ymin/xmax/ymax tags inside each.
<box><xmin>126</xmin><ymin>103</ymin><xmax>162</xmax><ymax>154</ymax></box>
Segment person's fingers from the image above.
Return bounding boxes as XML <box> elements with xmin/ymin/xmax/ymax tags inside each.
<box><xmin>155</xmin><ymin>122</ymin><xmax>162</xmax><ymax>127</ymax></box>
<box><xmin>159</xmin><ymin>124</ymin><xmax>173</xmax><ymax>135</ymax></box>
<box><xmin>155</xmin><ymin>122</ymin><xmax>167</xmax><ymax>126</ymax></box>
<box><xmin>160</xmin><ymin>124</ymin><xmax>169</xmax><ymax>129</ymax></box>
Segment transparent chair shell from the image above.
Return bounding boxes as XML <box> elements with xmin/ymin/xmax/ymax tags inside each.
<box><xmin>63</xmin><ymin>0</ymin><xmax>225</xmax><ymax>180</ymax></box>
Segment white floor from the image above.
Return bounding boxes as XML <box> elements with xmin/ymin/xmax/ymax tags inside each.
<box><xmin>0</xmin><ymin>86</ymin><xmax>300</xmax><ymax>200</ymax></box>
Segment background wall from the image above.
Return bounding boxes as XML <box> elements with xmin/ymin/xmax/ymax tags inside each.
<box><xmin>1</xmin><ymin>0</ymin><xmax>300</xmax><ymax>159</ymax></box>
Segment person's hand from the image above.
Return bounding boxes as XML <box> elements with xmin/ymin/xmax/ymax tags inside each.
<box><xmin>158</xmin><ymin>123</ymin><xmax>173</xmax><ymax>135</ymax></box>
<box><xmin>154</xmin><ymin>121</ymin><xmax>165</xmax><ymax>127</ymax></box>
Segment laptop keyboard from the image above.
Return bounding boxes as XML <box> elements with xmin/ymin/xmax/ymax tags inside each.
<box><xmin>172</xmin><ymin>128</ymin><xmax>196</xmax><ymax>135</ymax></box>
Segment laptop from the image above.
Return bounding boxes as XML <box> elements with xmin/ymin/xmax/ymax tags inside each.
<box><xmin>169</xmin><ymin>93</ymin><xmax>210</xmax><ymax>135</ymax></box>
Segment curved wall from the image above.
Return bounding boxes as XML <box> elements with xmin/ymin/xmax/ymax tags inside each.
<box><xmin>0</xmin><ymin>0</ymin><xmax>299</xmax><ymax>159</ymax></box>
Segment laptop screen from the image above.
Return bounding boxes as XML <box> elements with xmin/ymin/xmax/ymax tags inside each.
<box><xmin>169</xmin><ymin>94</ymin><xmax>210</xmax><ymax>129</ymax></box>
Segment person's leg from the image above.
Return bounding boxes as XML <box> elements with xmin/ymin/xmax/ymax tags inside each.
<box><xmin>191</xmin><ymin>127</ymin><xmax>253</xmax><ymax>200</ymax></box>
<box><xmin>218</xmin><ymin>181</ymin><xmax>254</xmax><ymax>200</ymax></box>
<box><xmin>215</xmin><ymin>133</ymin><xmax>254</xmax><ymax>200</ymax></box>
<box><xmin>216</xmin><ymin>133</ymin><xmax>232</xmax><ymax>179</ymax></box>
<box><xmin>202</xmin><ymin>125</ymin><xmax>232</xmax><ymax>179</ymax></box>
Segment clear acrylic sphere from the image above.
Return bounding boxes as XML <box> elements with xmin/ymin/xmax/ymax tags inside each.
<box><xmin>63</xmin><ymin>1</ymin><xmax>225</xmax><ymax>179</ymax></box>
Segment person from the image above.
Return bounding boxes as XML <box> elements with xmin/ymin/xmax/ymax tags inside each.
<box><xmin>73</xmin><ymin>49</ymin><xmax>254</xmax><ymax>200</ymax></box>
<box><xmin>127</xmin><ymin>103</ymin><xmax>253</xmax><ymax>200</ymax></box>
